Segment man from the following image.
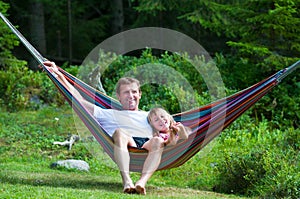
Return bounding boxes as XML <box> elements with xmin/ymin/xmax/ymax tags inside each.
<box><xmin>43</xmin><ymin>61</ymin><xmax>165</xmax><ymax>195</ymax></box>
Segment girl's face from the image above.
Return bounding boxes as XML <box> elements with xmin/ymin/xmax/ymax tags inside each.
<box><xmin>150</xmin><ymin>110</ymin><xmax>171</xmax><ymax>133</ymax></box>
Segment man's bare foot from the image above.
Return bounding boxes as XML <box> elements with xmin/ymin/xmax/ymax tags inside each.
<box><xmin>135</xmin><ymin>184</ymin><xmax>146</xmax><ymax>195</ymax></box>
<box><xmin>123</xmin><ymin>183</ymin><xmax>136</xmax><ymax>194</ymax></box>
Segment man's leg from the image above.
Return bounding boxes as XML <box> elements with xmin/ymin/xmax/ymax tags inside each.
<box><xmin>112</xmin><ymin>128</ymin><xmax>137</xmax><ymax>193</ymax></box>
<box><xmin>135</xmin><ymin>137</ymin><xmax>164</xmax><ymax>195</ymax></box>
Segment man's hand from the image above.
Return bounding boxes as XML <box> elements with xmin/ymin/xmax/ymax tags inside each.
<box><xmin>43</xmin><ymin>61</ymin><xmax>59</xmax><ymax>72</ymax></box>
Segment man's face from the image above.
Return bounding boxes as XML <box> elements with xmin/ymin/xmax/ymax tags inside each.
<box><xmin>116</xmin><ymin>83</ymin><xmax>141</xmax><ymax>111</ymax></box>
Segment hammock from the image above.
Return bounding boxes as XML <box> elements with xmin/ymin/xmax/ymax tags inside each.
<box><xmin>1</xmin><ymin>12</ymin><xmax>299</xmax><ymax>172</ymax></box>
<box><xmin>47</xmin><ymin>61</ymin><xmax>299</xmax><ymax>172</ymax></box>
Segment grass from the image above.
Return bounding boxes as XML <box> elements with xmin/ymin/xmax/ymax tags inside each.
<box><xmin>0</xmin><ymin>105</ymin><xmax>253</xmax><ymax>199</ymax></box>
<box><xmin>0</xmin><ymin>160</ymin><xmax>246</xmax><ymax>199</ymax></box>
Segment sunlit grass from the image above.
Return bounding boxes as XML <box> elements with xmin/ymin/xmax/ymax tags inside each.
<box><xmin>0</xmin><ymin>105</ymin><xmax>252</xmax><ymax>198</ymax></box>
<box><xmin>0</xmin><ymin>161</ymin><xmax>244</xmax><ymax>199</ymax></box>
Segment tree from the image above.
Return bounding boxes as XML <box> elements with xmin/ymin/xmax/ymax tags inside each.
<box><xmin>131</xmin><ymin>0</ymin><xmax>300</xmax><ymax>125</ymax></box>
<box><xmin>0</xmin><ymin>1</ymin><xmax>21</xmax><ymax>68</ymax></box>
<box><xmin>29</xmin><ymin>0</ymin><xmax>46</xmax><ymax>69</ymax></box>
<box><xmin>131</xmin><ymin>0</ymin><xmax>230</xmax><ymax>57</ymax></box>
<box><xmin>184</xmin><ymin>0</ymin><xmax>300</xmax><ymax>71</ymax></box>
<box><xmin>111</xmin><ymin>0</ymin><xmax>124</xmax><ymax>34</ymax></box>
<box><xmin>4</xmin><ymin>0</ymin><xmax>111</xmax><ymax>66</ymax></box>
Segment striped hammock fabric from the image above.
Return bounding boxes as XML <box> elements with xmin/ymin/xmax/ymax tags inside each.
<box><xmin>43</xmin><ymin>60</ymin><xmax>299</xmax><ymax>172</ymax></box>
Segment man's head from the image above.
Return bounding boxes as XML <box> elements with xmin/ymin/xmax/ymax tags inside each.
<box><xmin>116</xmin><ymin>77</ymin><xmax>142</xmax><ymax>111</ymax></box>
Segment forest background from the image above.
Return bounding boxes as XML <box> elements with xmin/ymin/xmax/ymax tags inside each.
<box><xmin>0</xmin><ymin>0</ymin><xmax>299</xmax><ymax>198</ymax></box>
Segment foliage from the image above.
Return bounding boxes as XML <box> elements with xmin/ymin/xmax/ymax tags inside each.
<box><xmin>2</xmin><ymin>0</ymin><xmax>299</xmax><ymax>122</ymax></box>
<box><xmin>183</xmin><ymin>0</ymin><xmax>300</xmax><ymax>79</ymax></box>
<box><xmin>0</xmin><ymin>63</ymin><xmax>32</xmax><ymax>110</ymax></box>
<box><xmin>0</xmin><ymin>2</ymin><xmax>20</xmax><ymax>67</ymax></box>
<box><xmin>180</xmin><ymin>0</ymin><xmax>300</xmax><ymax>84</ymax></box>
<box><xmin>131</xmin><ymin>0</ymin><xmax>300</xmax><ymax>125</ymax></box>
<box><xmin>131</xmin><ymin>0</ymin><xmax>228</xmax><ymax>54</ymax></box>
<box><xmin>184</xmin><ymin>0</ymin><xmax>300</xmax><ymax>57</ymax></box>
<box><xmin>0</xmin><ymin>62</ymin><xmax>67</xmax><ymax>112</ymax></box>
<box><xmin>212</xmin><ymin>116</ymin><xmax>300</xmax><ymax>198</ymax></box>
<box><xmin>0</xmin><ymin>2</ymin><xmax>64</xmax><ymax>111</ymax></box>
<box><xmin>3</xmin><ymin>0</ymin><xmax>111</xmax><ymax>62</ymax></box>
<box><xmin>214</xmin><ymin>53</ymin><xmax>300</xmax><ymax>128</ymax></box>
<box><xmin>79</xmin><ymin>49</ymin><xmax>214</xmax><ymax>114</ymax></box>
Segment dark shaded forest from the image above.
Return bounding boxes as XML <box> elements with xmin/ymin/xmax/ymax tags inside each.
<box><xmin>1</xmin><ymin>0</ymin><xmax>299</xmax><ymax>122</ymax></box>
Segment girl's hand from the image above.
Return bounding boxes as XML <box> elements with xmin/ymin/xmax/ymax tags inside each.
<box><xmin>170</xmin><ymin>122</ymin><xmax>183</xmax><ymax>134</ymax></box>
<box><xmin>171</xmin><ymin>122</ymin><xmax>189</xmax><ymax>140</ymax></box>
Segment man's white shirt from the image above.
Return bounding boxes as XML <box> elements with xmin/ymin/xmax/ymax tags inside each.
<box><xmin>94</xmin><ymin>107</ymin><xmax>153</xmax><ymax>138</ymax></box>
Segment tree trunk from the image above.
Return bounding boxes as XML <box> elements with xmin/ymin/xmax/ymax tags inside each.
<box><xmin>29</xmin><ymin>0</ymin><xmax>46</xmax><ymax>69</ymax></box>
<box><xmin>111</xmin><ymin>0</ymin><xmax>124</xmax><ymax>34</ymax></box>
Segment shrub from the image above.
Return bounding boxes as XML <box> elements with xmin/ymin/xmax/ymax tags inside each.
<box><xmin>0</xmin><ymin>62</ymin><xmax>36</xmax><ymax>111</ymax></box>
<box><xmin>254</xmin><ymin>148</ymin><xmax>300</xmax><ymax>198</ymax></box>
<box><xmin>0</xmin><ymin>63</ymin><xmax>65</xmax><ymax>111</ymax></box>
<box><xmin>79</xmin><ymin>49</ymin><xmax>215</xmax><ymax>114</ymax></box>
<box><xmin>216</xmin><ymin>53</ymin><xmax>300</xmax><ymax>128</ymax></box>
<box><xmin>213</xmin><ymin>118</ymin><xmax>300</xmax><ymax>198</ymax></box>
<box><xmin>213</xmin><ymin>145</ymin><xmax>267</xmax><ymax>195</ymax></box>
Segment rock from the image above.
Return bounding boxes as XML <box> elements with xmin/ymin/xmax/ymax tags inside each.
<box><xmin>51</xmin><ymin>159</ymin><xmax>90</xmax><ymax>171</ymax></box>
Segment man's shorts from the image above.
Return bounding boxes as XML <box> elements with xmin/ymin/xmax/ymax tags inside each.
<box><xmin>132</xmin><ymin>137</ymin><xmax>150</xmax><ymax>148</ymax></box>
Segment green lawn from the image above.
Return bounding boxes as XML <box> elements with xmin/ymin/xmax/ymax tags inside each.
<box><xmin>0</xmin><ymin>105</ymin><xmax>253</xmax><ymax>198</ymax></box>
<box><xmin>0</xmin><ymin>160</ymin><xmax>250</xmax><ymax>199</ymax></box>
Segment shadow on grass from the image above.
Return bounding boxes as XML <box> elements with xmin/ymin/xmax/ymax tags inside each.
<box><xmin>0</xmin><ymin>170</ymin><xmax>123</xmax><ymax>193</ymax></box>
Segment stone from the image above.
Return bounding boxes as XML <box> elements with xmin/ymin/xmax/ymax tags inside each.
<box><xmin>51</xmin><ymin>159</ymin><xmax>90</xmax><ymax>171</ymax></box>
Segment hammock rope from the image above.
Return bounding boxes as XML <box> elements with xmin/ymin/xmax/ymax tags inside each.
<box><xmin>1</xmin><ymin>12</ymin><xmax>299</xmax><ymax>172</ymax></box>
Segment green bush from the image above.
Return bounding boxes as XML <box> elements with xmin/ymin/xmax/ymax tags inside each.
<box><xmin>213</xmin><ymin>117</ymin><xmax>300</xmax><ymax>198</ymax></box>
<box><xmin>80</xmin><ymin>49</ymin><xmax>214</xmax><ymax>114</ymax></box>
<box><xmin>0</xmin><ymin>62</ymin><xmax>36</xmax><ymax>111</ymax></box>
<box><xmin>216</xmin><ymin>53</ymin><xmax>300</xmax><ymax>128</ymax></box>
<box><xmin>255</xmin><ymin>147</ymin><xmax>299</xmax><ymax>198</ymax></box>
<box><xmin>0</xmin><ymin>2</ymin><xmax>19</xmax><ymax>67</ymax></box>
<box><xmin>0</xmin><ymin>63</ymin><xmax>65</xmax><ymax>111</ymax></box>
<box><xmin>0</xmin><ymin>48</ymin><xmax>214</xmax><ymax>113</ymax></box>
<box><xmin>214</xmin><ymin>147</ymin><xmax>267</xmax><ymax>195</ymax></box>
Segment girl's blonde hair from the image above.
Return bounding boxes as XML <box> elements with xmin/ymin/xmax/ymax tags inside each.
<box><xmin>147</xmin><ymin>107</ymin><xmax>175</xmax><ymax>136</ymax></box>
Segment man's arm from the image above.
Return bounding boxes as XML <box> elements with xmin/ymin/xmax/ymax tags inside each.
<box><xmin>43</xmin><ymin>61</ymin><xmax>95</xmax><ymax>114</ymax></box>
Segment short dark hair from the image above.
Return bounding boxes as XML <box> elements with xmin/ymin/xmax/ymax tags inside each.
<box><xmin>116</xmin><ymin>77</ymin><xmax>141</xmax><ymax>94</ymax></box>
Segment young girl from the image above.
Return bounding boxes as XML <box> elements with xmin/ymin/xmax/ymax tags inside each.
<box><xmin>147</xmin><ymin>107</ymin><xmax>189</xmax><ymax>146</ymax></box>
